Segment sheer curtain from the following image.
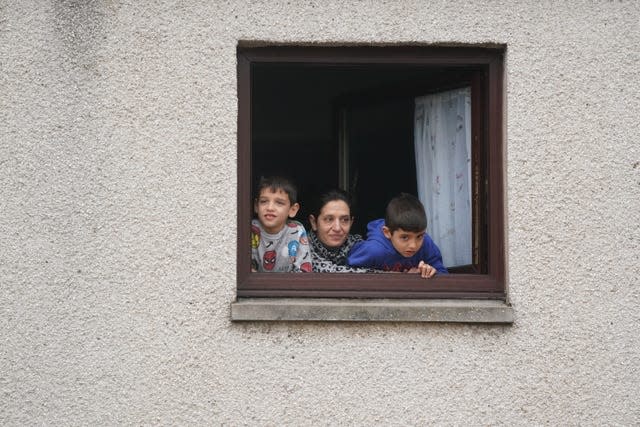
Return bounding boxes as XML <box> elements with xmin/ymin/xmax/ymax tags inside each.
<box><xmin>414</xmin><ymin>87</ymin><xmax>472</xmax><ymax>267</ymax></box>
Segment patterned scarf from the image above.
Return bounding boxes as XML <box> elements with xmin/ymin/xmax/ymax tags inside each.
<box><xmin>308</xmin><ymin>231</ymin><xmax>369</xmax><ymax>273</ymax></box>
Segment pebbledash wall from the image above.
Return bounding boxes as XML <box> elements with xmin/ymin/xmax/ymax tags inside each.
<box><xmin>1</xmin><ymin>1</ymin><xmax>638</xmax><ymax>425</ymax></box>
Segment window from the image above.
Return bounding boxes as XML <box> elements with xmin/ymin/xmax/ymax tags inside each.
<box><xmin>237</xmin><ymin>45</ymin><xmax>505</xmax><ymax>299</ymax></box>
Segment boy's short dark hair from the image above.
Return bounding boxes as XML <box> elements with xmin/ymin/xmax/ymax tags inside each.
<box><xmin>255</xmin><ymin>176</ymin><xmax>298</xmax><ymax>204</ymax></box>
<box><xmin>385</xmin><ymin>193</ymin><xmax>427</xmax><ymax>233</ymax></box>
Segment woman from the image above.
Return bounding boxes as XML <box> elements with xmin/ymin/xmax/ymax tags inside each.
<box><xmin>307</xmin><ymin>189</ymin><xmax>369</xmax><ymax>273</ymax></box>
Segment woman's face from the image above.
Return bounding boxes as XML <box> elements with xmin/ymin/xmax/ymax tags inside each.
<box><xmin>309</xmin><ymin>200</ymin><xmax>353</xmax><ymax>248</ymax></box>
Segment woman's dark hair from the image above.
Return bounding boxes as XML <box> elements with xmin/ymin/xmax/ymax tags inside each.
<box><xmin>384</xmin><ymin>193</ymin><xmax>427</xmax><ymax>232</ymax></box>
<box><xmin>308</xmin><ymin>188</ymin><xmax>354</xmax><ymax>218</ymax></box>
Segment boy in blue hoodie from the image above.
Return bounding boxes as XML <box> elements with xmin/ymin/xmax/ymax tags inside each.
<box><xmin>347</xmin><ymin>193</ymin><xmax>447</xmax><ymax>278</ymax></box>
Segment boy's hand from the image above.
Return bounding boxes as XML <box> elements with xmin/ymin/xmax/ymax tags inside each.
<box><xmin>416</xmin><ymin>261</ymin><xmax>436</xmax><ymax>279</ymax></box>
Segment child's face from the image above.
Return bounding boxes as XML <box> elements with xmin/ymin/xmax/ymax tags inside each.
<box><xmin>382</xmin><ymin>227</ymin><xmax>426</xmax><ymax>258</ymax></box>
<box><xmin>254</xmin><ymin>188</ymin><xmax>299</xmax><ymax>234</ymax></box>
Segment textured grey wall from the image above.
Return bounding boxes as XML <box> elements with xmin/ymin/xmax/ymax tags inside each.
<box><xmin>1</xmin><ymin>1</ymin><xmax>639</xmax><ymax>425</ymax></box>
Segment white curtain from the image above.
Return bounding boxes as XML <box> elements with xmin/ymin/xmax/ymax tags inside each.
<box><xmin>414</xmin><ymin>87</ymin><xmax>472</xmax><ymax>267</ymax></box>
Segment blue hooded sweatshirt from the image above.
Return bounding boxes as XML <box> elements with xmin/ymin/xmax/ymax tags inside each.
<box><xmin>347</xmin><ymin>219</ymin><xmax>448</xmax><ymax>274</ymax></box>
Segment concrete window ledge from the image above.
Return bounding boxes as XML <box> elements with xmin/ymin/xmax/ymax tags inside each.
<box><xmin>231</xmin><ymin>298</ymin><xmax>513</xmax><ymax>323</ymax></box>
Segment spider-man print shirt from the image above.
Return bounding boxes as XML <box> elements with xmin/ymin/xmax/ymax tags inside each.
<box><xmin>251</xmin><ymin>219</ymin><xmax>312</xmax><ymax>273</ymax></box>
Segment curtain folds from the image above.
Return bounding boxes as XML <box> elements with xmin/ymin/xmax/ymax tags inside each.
<box><xmin>414</xmin><ymin>87</ymin><xmax>472</xmax><ymax>267</ymax></box>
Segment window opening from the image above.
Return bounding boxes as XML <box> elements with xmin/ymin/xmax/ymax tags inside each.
<box><xmin>237</xmin><ymin>46</ymin><xmax>505</xmax><ymax>299</ymax></box>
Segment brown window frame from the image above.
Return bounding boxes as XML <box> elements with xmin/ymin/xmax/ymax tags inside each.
<box><xmin>237</xmin><ymin>45</ymin><xmax>505</xmax><ymax>299</ymax></box>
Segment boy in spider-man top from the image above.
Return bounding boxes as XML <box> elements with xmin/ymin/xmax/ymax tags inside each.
<box><xmin>251</xmin><ymin>176</ymin><xmax>312</xmax><ymax>273</ymax></box>
<box><xmin>347</xmin><ymin>193</ymin><xmax>447</xmax><ymax>278</ymax></box>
